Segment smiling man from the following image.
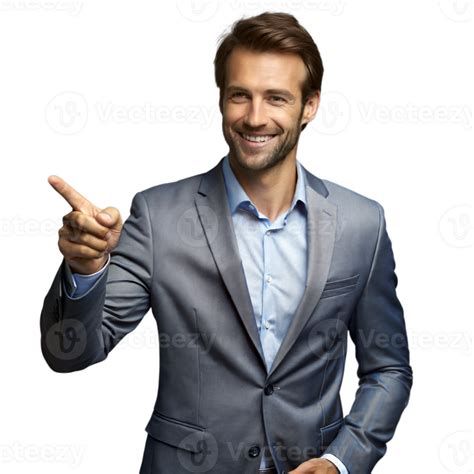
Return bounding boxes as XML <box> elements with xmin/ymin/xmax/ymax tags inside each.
<box><xmin>41</xmin><ymin>11</ymin><xmax>412</xmax><ymax>474</ymax></box>
<box><xmin>220</xmin><ymin>45</ymin><xmax>317</xmax><ymax>226</ymax></box>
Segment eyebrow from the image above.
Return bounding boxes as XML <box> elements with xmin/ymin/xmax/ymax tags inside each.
<box><xmin>226</xmin><ymin>85</ymin><xmax>296</xmax><ymax>101</ymax></box>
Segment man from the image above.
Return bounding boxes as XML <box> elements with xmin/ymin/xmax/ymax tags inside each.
<box><xmin>40</xmin><ymin>12</ymin><xmax>413</xmax><ymax>474</ymax></box>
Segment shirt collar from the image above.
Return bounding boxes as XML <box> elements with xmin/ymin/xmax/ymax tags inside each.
<box><xmin>221</xmin><ymin>153</ymin><xmax>307</xmax><ymax>218</ymax></box>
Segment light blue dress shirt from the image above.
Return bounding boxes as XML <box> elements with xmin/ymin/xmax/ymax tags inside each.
<box><xmin>64</xmin><ymin>154</ymin><xmax>348</xmax><ymax>473</ymax></box>
<box><xmin>221</xmin><ymin>154</ymin><xmax>308</xmax><ymax>375</ymax></box>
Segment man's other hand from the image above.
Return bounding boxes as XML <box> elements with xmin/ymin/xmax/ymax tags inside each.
<box><xmin>288</xmin><ymin>457</ymin><xmax>339</xmax><ymax>473</ymax></box>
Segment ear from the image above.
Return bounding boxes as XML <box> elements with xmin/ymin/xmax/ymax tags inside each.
<box><xmin>300</xmin><ymin>90</ymin><xmax>320</xmax><ymax>127</ymax></box>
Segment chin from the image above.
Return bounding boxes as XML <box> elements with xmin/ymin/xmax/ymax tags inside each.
<box><xmin>235</xmin><ymin>151</ymin><xmax>277</xmax><ymax>172</ymax></box>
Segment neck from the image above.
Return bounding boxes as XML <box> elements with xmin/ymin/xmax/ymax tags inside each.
<box><xmin>228</xmin><ymin>154</ymin><xmax>298</xmax><ymax>223</ymax></box>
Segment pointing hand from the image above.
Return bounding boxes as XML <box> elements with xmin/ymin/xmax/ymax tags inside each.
<box><xmin>48</xmin><ymin>175</ymin><xmax>123</xmax><ymax>275</ymax></box>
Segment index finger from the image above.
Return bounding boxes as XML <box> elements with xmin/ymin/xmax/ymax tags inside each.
<box><xmin>48</xmin><ymin>175</ymin><xmax>94</xmax><ymax>213</ymax></box>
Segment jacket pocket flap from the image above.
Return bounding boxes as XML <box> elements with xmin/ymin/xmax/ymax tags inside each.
<box><xmin>320</xmin><ymin>417</ymin><xmax>344</xmax><ymax>451</ymax></box>
<box><xmin>323</xmin><ymin>274</ymin><xmax>359</xmax><ymax>291</ymax></box>
<box><xmin>145</xmin><ymin>411</ymin><xmax>209</xmax><ymax>453</ymax></box>
<box><xmin>321</xmin><ymin>274</ymin><xmax>360</xmax><ymax>298</ymax></box>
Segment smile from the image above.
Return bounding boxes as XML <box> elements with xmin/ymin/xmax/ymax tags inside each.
<box><xmin>238</xmin><ymin>132</ymin><xmax>277</xmax><ymax>147</ymax></box>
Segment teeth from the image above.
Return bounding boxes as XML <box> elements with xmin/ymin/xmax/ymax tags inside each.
<box><xmin>242</xmin><ymin>133</ymin><xmax>274</xmax><ymax>143</ymax></box>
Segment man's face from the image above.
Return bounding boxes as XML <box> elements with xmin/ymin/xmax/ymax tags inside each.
<box><xmin>221</xmin><ymin>46</ymin><xmax>319</xmax><ymax>173</ymax></box>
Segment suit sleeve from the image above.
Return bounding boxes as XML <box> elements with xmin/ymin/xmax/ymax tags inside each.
<box><xmin>40</xmin><ymin>191</ymin><xmax>153</xmax><ymax>373</ymax></box>
<box><xmin>323</xmin><ymin>202</ymin><xmax>413</xmax><ymax>473</ymax></box>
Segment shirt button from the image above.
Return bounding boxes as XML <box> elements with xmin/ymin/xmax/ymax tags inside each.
<box><xmin>263</xmin><ymin>320</ymin><xmax>270</xmax><ymax>329</ymax></box>
<box><xmin>266</xmin><ymin>275</ymin><xmax>272</xmax><ymax>284</ymax></box>
<box><xmin>265</xmin><ymin>230</ymin><xmax>272</xmax><ymax>236</ymax></box>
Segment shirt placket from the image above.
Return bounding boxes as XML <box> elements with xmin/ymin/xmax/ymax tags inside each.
<box><xmin>260</xmin><ymin>214</ymin><xmax>286</xmax><ymax>371</ymax></box>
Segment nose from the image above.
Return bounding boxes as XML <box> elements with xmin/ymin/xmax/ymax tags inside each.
<box><xmin>243</xmin><ymin>98</ymin><xmax>268</xmax><ymax>129</ymax></box>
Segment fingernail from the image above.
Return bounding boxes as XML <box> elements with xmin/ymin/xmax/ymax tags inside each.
<box><xmin>105</xmin><ymin>231</ymin><xmax>112</xmax><ymax>240</ymax></box>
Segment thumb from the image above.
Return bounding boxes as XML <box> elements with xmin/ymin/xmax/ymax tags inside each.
<box><xmin>96</xmin><ymin>207</ymin><xmax>122</xmax><ymax>230</ymax></box>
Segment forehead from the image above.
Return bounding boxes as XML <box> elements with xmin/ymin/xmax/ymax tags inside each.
<box><xmin>225</xmin><ymin>46</ymin><xmax>306</xmax><ymax>94</ymax></box>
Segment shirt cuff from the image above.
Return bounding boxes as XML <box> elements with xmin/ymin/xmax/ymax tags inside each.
<box><xmin>321</xmin><ymin>453</ymin><xmax>348</xmax><ymax>474</ymax></box>
<box><xmin>63</xmin><ymin>254</ymin><xmax>111</xmax><ymax>298</ymax></box>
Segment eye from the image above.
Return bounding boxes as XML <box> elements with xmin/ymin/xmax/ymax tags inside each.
<box><xmin>231</xmin><ymin>92</ymin><xmax>248</xmax><ymax>100</ymax></box>
<box><xmin>269</xmin><ymin>96</ymin><xmax>285</xmax><ymax>103</ymax></box>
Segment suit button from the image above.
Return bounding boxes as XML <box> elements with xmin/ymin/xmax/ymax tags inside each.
<box><xmin>248</xmin><ymin>445</ymin><xmax>260</xmax><ymax>457</ymax></box>
<box><xmin>264</xmin><ymin>384</ymin><xmax>274</xmax><ymax>395</ymax></box>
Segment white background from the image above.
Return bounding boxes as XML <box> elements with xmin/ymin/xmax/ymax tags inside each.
<box><xmin>0</xmin><ymin>0</ymin><xmax>472</xmax><ymax>472</ymax></box>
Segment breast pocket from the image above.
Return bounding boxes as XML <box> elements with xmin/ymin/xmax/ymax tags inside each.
<box><xmin>320</xmin><ymin>274</ymin><xmax>360</xmax><ymax>299</ymax></box>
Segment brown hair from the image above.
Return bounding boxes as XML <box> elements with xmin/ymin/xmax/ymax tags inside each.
<box><xmin>214</xmin><ymin>11</ymin><xmax>324</xmax><ymax>130</ymax></box>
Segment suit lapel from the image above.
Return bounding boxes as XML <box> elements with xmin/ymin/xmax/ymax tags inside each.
<box><xmin>195</xmin><ymin>158</ymin><xmax>267</xmax><ymax>369</ymax></box>
<box><xmin>195</xmin><ymin>158</ymin><xmax>337</xmax><ymax>377</ymax></box>
<box><xmin>267</xmin><ymin>169</ymin><xmax>337</xmax><ymax>377</ymax></box>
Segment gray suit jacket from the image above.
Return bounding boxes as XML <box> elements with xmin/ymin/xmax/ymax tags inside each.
<box><xmin>40</xmin><ymin>157</ymin><xmax>413</xmax><ymax>474</ymax></box>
